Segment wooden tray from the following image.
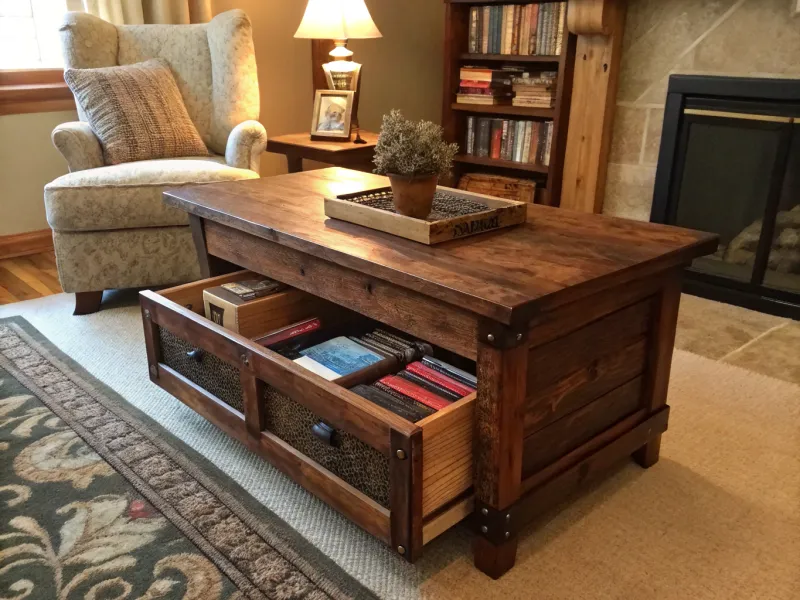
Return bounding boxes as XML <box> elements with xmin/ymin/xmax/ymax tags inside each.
<box><xmin>324</xmin><ymin>185</ymin><xmax>527</xmax><ymax>245</ymax></box>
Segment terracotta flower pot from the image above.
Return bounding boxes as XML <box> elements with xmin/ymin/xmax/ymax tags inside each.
<box><xmin>388</xmin><ymin>173</ymin><xmax>438</xmax><ymax>219</ymax></box>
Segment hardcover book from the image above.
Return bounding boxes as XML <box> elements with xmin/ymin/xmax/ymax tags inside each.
<box><xmin>535</xmin><ymin>3</ymin><xmax>546</xmax><ymax>55</ymax></box>
<box><xmin>522</xmin><ymin>121</ymin><xmax>532</xmax><ymax>163</ymax></box>
<box><xmin>476</xmin><ymin>118</ymin><xmax>491</xmax><ymax>157</ymax></box>
<box><xmin>555</xmin><ymin>2</ymin><xmax>567</xmax><ymax>54</ymax></box>
<box><xmin>482</xmin><ymin>6</ymin><xmax>490</xmax><ymax>53</ymax></box>
<box><xmin>469</xmin><ymin>7</ymin><xmax>479</xmax><ymax>53</ymax></box>
<box><xmin>253</xmin><ymin>317</ymin><xmax>321</xmax><ymax>348</ymax></box>
<box><xmin>220</xmin><ymin>279</ymin><xmax>285</xmax><ymax>300</ymax></box>
<box><xmin>397</xmin><ymin>371</ymin><xmax>462</xmax><ymax>402</ymax></box>
<box><xmin>296</xmin><ymin>336</ymin><xmax>383</xmax><ymax>380</ymax></box>
<box><xmin>511</xmin><ymin>5</ymin><xmax>521</xmax><ymax>55</ymax></box>
<box><xmin>493</xmin><ymin>6</ymin><xmax>503</xmax><ymax>54</ymax></box>
<box><xmin>406</xmin><ymin>361</ymin><xmax>475</xmax><ymax>397</ymax></box>
<box><xmin>351</xmin><ymin>384</ymin><xmax>434</xmax><ymax>422</ymax></box>
<box><xmin>490</xmin><ymin>119</ymin><xmax>503</xmax><ymax>158</ymax></box>
<box><xmin>529</xmin><ymin>3</ymin><xmax>539</xmax><ymax>55</ymax></box>
<box><xmin>500</xmin><ymin>120</ymin><xmax>510</xmax><ymax>160</ymax></box>
<box><xmin>378</xmin><ymin>375</ymin><xmax>452</xmax><ymax>411</ymax></box>
<box><xmin>421</xmin><ymin>356</ymin><xmax>478</xmax><ymax>387</ymax></box>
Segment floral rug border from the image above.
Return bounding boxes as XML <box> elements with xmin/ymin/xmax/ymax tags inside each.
<box><xmin>0</xmin><ymin>316</ymin><xmax>377</xmax><ymax>600</ymax></box>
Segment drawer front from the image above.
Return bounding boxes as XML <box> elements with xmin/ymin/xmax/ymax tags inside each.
<box><xmin>159</xmin><ymin>327</ymin><xmax>244</xmax><ymax>412</ymax></box>
<box><xmin>264</xmin><ymin>388</ymin><xmax>390</xmax><ymax>507</ymax></box>
<box><xmin>155</xmin><ymin>322</ymin><xmax>391</xmax><ymax>506</ymax></box>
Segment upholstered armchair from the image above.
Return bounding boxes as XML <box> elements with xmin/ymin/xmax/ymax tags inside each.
<box><xmin>45</xmin><ymin>9</ymin><xmax>266</xmax><ymax>314</ymax></box>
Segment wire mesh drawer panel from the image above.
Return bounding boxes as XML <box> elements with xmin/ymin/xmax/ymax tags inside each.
<box><xmin>263</xmin><ymin>387</ymin><xmax>391</xmax><ymax>507</ymax></box>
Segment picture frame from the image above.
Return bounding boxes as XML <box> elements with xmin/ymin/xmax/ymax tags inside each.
<box><xmin>310</xmin><ymin>90</ymin><xmax>354</xmax><ymax>141</ymax></box>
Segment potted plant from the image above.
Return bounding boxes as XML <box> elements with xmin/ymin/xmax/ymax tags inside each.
<box><xmin>373</xmin><ymin>110</ymin><xmax>459</xmax><ymax>219</ymax></box>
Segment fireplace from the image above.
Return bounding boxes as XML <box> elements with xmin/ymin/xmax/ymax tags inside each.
<box><xmin>651</xmin><ymin>75</ymin><xmax>800</xmax><ymax>319</ymax></box>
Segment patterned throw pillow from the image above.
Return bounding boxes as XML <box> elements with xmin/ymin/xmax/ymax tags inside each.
<box><xmin>64</xmin><ymin>58</ymin><xmax>208</xmax><ymax>165</ymax></box>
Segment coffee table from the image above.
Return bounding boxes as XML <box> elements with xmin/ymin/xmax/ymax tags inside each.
<box><xmin>141</xmin><ymin>168</ymin><xmax>717</xmax><ymax>578</ymax></box>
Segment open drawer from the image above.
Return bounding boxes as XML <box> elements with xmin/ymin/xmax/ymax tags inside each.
<box><xmin>140</xmin><ymin>271</ymin><xmax>475</xmax><ymax>560</ymax></box>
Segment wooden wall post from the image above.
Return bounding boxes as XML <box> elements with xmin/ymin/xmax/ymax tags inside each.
<box><xmin>560</xmin><ymin>0</ymin><xmax>626</xmax><ymax>213</ymax></box>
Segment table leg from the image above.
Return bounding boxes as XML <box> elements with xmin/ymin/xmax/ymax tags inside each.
<box><xmin>286</xmin><ymin>154</ymin><xmax>303</xmax><ymax>173</ymax></box>
<box><xmin>474</xmin><ymin>535</ymin><xmax>519</xmax><ymax>579</ymax></box>
<box><xmin>633</xmin><ymin>270</ymin><xmax>683</xmax><ymax>468</ymax></box>
<box><xmin>188</xmin><ymin>214</ymin><xmax>239</xmax><ymax>278</ymax></box>
<box><xmin>473</xmin><ymin>339</ymin><xmax>527</xmax><ymax>579</ymax></box>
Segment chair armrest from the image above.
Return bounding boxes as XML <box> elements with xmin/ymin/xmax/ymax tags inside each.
<box><xmin>225</xmin><ymin>120</ymin><xmax>267</xmax><ymax>172</ymax></box>
<box><xmin>52</xmin><ymin>122</ymin><xmax>104</xmax><ymax>172</ymax></box>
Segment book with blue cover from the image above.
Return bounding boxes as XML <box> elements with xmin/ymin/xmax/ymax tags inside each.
<box><xmin>295</xmin><ymin>336</ymin><xmax>383</xmax><ymax>381</ymax></box>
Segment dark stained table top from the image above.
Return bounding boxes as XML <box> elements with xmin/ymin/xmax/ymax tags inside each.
<box><xmin>164</xmin><ymin>168</ymin><xmax>718</xmax><ymax>324</ymax></box>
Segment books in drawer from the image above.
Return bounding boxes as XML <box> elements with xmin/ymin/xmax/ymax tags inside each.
<box><xmin>203</xmin><ymin>282</ymin><xmax>319</xmax><ymax>338</ymax></box>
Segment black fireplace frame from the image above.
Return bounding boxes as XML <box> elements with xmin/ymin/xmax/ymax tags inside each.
<box><xmin>651</xmin><ymin>75</ymin><xmax>800</xmax><ymax>319</ymax></box>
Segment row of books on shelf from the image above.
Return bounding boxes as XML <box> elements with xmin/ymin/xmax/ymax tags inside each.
<box><xmin>465</xmin><ymin>116</ymin><xmax>553</xmax><ymax>166</ymax></box>
<box><xmin>468</xmin><ymin>2</ymin><xmax>567</xmax><ymax>57</ymax></box>
<box><xmin>203</xmin><ymin>278</ymin><xmax>475</xmax><ymax>424</ymax></box>
<box><xmin>456</xmin><ymin>67</ymin><xmax>557</xmax><ymax>107</ymax></box>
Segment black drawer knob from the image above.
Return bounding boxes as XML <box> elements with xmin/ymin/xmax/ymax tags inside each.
<box><xmin>311</xmin><ymin>422</ymin><xmax>340</xmax><ymax>447</ymax></box>
<box><xmin>186</xmin><ymin>348</ymin><xmax>205</xmax><ymax>363</ymax></box>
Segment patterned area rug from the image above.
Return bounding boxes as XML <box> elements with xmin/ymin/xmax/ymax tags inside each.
<box><xmin>0</xmin><ymin>316</ymin><xmax>376</xmax><ymax>600</ymax></box>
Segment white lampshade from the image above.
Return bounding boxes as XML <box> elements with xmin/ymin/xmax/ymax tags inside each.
<box><xmin>294</xmin><ymin>0</ymin><xmax>382</xmax><ymax>40</ymax></box>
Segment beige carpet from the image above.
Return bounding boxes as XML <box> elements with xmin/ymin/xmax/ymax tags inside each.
<box><xmin>1</xmin><ymin>292</ymin><xmax>798</xmax><ymax>599</ymax></box>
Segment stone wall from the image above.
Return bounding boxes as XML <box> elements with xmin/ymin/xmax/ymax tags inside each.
<box><xmin>603</xmin><ymin>0</ymin><xmax>800</xmax><ymax>221</ymax></box>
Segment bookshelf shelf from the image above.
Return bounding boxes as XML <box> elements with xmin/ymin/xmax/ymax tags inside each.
<box><xmin>454</xmin><ymin>154</ymin><xmax>549</xmax><ymax>174</ymax></box>
<box><xmin>442</xmin><ymin>0</ymin><xmax>576</xmax><ymax>206</ymax></box>
<box><xmin>451</xmin><ymin>103</ymin><xmax>554</xmax><ymax>118</ymax></box>
<box><xmin>460</xmin><ymin>52</ymin><xmax>560</xmax><ymax>63</ymax></box>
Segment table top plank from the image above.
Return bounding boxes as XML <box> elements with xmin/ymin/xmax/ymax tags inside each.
<box><xmin>164</xmin><ymin>168</ymin><xmax>718</xmax><ymax>325</ymax></box>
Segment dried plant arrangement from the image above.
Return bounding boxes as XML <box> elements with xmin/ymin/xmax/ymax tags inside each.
<box><xmin>373</xmin><ymin>110</ymin><xmax>459</xmax><ymax>218</ymax></box>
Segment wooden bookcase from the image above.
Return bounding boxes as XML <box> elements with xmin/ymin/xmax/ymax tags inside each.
<box><xmin>441</xmin><ymin>0</ymin><xmax>577</xmax><ymax>206</ymax></box>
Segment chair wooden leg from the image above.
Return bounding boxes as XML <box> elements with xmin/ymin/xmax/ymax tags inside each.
<box><xmin>74</xmin><ymin>291</ymin><xmax>103</xmax><ymax>315</ymax></box>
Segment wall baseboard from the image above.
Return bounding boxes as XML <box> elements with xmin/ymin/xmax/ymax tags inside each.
<box><xmin>0</xmin><ymin>229</ymin><xmax>54</xmax><ymax>260</ymax></box>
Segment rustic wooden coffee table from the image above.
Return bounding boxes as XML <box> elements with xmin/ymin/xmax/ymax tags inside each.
<box><xmin>141</xmin><ymin>168</ymin><xmax>717</xmax><ymax>578</ymax></box>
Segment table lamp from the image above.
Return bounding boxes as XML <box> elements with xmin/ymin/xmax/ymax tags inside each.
<box><xmin>294</xmin><ymin>0</ymin><xmax>382</xmax><ymax>144</ymax></box>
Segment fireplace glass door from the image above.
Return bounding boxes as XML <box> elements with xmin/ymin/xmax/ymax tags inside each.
<box><xmin>672</xmin><ymin>111</ymin><xmax>788</xmax><ymax>285</ymax></box>
<box><xmin>652</xmin><ymin>76</ymin><xmax>800</xmax><ymax>318</ymax></box>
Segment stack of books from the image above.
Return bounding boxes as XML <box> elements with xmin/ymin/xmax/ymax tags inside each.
<box><xmin>467</xmin><ymin>2</ymin><xmax>567</xmax><ymax>56</ymax></box>
<box><xmin>464</xmin><ymin>116</ymin><xmax>553</xmax><ymax>166</ymax></box>
<box><xmin>512</xmin><ymin>71</ymin><xmax>558</xmax><ymax>108</ymax></box>
<box><xmin>351</xmin><ymin>357</ymin><xmax>477</xmax><ymax>423</ymax></box>
<box><xmin>456</xmin><ymin>66</ymin><xmax>522</xmax><ymax>106</ymax></box>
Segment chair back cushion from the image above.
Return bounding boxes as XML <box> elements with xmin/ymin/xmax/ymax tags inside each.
<box><xmin>59</xmin><ymin>9</ymin><xmax>259</xmax><ymax>157</ymax></box>
<box><xmin>64</xmin><ymin>59</ymin><xmax>209</xmax><ymax>165</ymax></box>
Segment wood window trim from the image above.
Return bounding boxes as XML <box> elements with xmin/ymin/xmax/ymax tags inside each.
<box><xmin>0</xmin><ymin>69</ymin><xmax>75</xmax><ymax>116</ymax></box>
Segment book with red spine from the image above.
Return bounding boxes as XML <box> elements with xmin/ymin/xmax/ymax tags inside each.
<box><xmin>378</xmin><ymin>375</ymin><xmax>452</xmax><ymax>411</ymax></box>
<box><xmin>406</xmin><ymin>362</ymin><xmax>475</xmax><ymax>397</ymax></box>
<box><xmin>253</xmin><ymin>317</ymin><xmax>321</xmax><ymax>347</ymax></box>
<box><xmin>490</xmin><ymin>120</ymin><xmax>503</xmax><ymax>159</ymax></box>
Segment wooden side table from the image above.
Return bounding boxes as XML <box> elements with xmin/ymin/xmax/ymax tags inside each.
<box><xmin>266</xmin><ymin>131</ymin><xmax>378</xmax><ymax>174</ymax></box>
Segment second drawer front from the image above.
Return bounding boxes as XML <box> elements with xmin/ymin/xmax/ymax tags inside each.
<box><xmin>264</xmin><ymin>388</ymin><xmax>390</xmax><ymax>508</ymax></box>
<box><xmin>157</xmin><ymin>324</ymin><xmax>390</xmax><ymax>508</ymax></box>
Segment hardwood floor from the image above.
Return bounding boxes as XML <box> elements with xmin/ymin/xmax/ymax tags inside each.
<box><xmin>0</xmin><ymin>251</ymin><xmax>62</xmax><ymax>304</ymax></box>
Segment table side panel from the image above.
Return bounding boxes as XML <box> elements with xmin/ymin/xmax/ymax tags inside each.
<box><xmin>521</xmin><ymin>294</ymin><xmax>657</xmax><ymax>477</ymax></box>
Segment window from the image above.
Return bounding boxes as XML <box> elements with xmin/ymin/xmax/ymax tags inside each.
<box><xmin>0</xmin><ymin>0</ymin><xmax>83</xmax><ymax>69</ymax></box>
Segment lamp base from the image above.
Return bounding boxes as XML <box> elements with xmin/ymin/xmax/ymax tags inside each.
<box><xmin>353</xmin><ymin>132</ymin><xmax>367</xmax><ymax>144</ymax></box>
